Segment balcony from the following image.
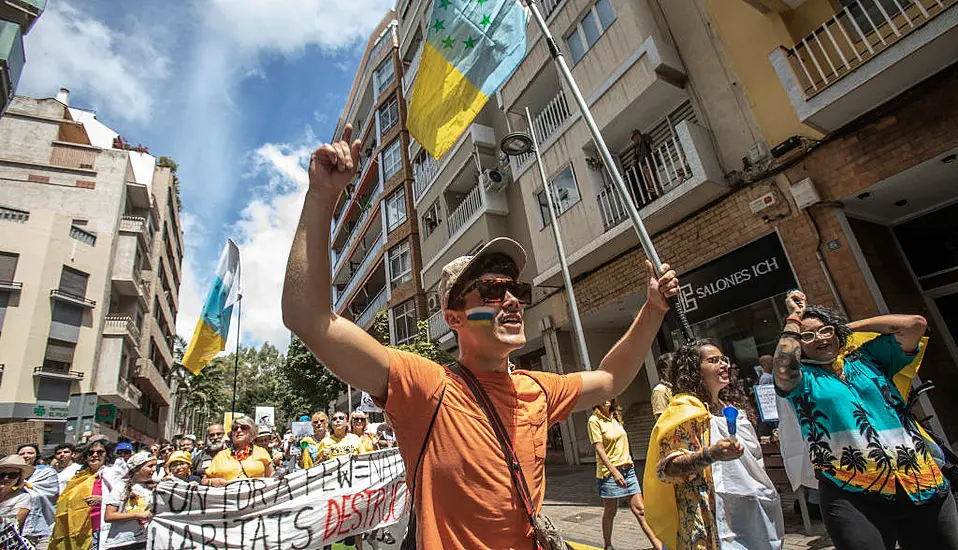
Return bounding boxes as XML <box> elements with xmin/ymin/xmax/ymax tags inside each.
<box><xmin>33</xmin><ymin>365</ymin><xmax>83</xmax><ymax>380</ymax></box>
<box><xmin>119</xmin><ymin>215</ymin><xmax>152</xmax><ymax>252</ymax></box>
<box><xmin>427</xmin><ymin>309</ymin><xmax>453</xmax><ymax>344</ymax></box>
<box><xmin>0</xmin><ymin>280</ymin><xmax>21</xmax><ymax>292</ymax></box>
<box><xmin>331</xmin><ymin>156</ymin><xmax>380</xmax><ymax>245</ymax></box>
<box><xmin>50</xmin><ymin>289</ymin><xmax>95</xmax><ymax>308</ymax></box>
<box><xmin>112</xmin><ymin>230</ymin><xmax>147</xmax><ymax>298</ymax></box>
<box><xmin>0</xmin><ymin>205</ymin><xmax>28</xmax><ymax>223</ymax></box>
<box><xmin>103</xmin><ymin>314</ymin><xmax>141</xmax><ymax>351</ymax></box>
<box><xmin>510</xmin><ymin>90</ymin><xmax>574</xmax><ymax>176</ymax></box>
<box><xmin>0</xmin><ymin>0</ymin><xmax>45</xmax><ymax>34</ymax></box>
<box><xmin>332</xmin><ymin>180</ymin><xmax>384</xmax><ymax>274</ymax></box>
<box><xmin>355</xmin><ymin>287</ymin><xmax>388</xmax><ymax>329</ymax></box>
<box><xmin>770</xmin><ymin>0</ymin><xmax>957</xmax><ymax>132</ymax></box>
<box><xmin>125</xmin><ymin>180</ymin><xmax>151</xmax><ymax>209</ymax></box>
<box><xmin>0</xmin><ymin>20</ymin><xmax>24</xmax><ymax>114</ymax></box>
<box><xmin>403</xmin><ymin>45</ymin><xmax>422</xmax><ymax>96</ymax></box>
<box><xmin>335</xmin><ymin>233</ymin><xmax>386</xmax><ymax>313</ymax></box>
<box><xmin>448</xmin><ymin>185</ymin><xmax>484</xmax><ymax>236</ymax></box>
<box><xmin>535</xmin><ymin>120</ymin><xmax>727</xmax><ymax>287</ymax></box>
<box><xmin>412</xmin><ymin>123</ymin><xmax>497</xmax><ymax>206</ymax></box>
<box><xmin>134</xmin><ymin>358</ymin><xmax>172</xmax><ymax>405</ymax></box>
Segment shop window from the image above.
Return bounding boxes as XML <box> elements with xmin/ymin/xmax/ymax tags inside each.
<box><xmin>565</xmin><ymin>0</ymin><xmax>616</xmax><ymax>64</ymax></box>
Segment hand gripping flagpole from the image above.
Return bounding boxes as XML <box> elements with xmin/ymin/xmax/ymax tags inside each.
<box><xmin>522</xmin><ymin>0</ymin><xmax>694</xmax><ymax>341</ymax></box>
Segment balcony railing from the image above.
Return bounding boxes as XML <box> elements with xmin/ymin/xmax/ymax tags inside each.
<box><xmin>448</xmin><ymin>184</ymin><xmax>484</xmax><ymax>236</ymax></box>
<box><xmin>333</xmin><ymin>181</ymin><xmax>384</xmax><ymax>273</ymax></box>
<box><xmin>335</xmin><ymin>234</ymin><xmax>386</xmax><ymax>312</ymax></box>
<box><xmin>598</xmin><ymin>134</ymin><xmax>693</xmax><ymax>232</ymax></box>
<box><xmin>427</xmin><ymin>310</ymin><xmax>452</xmax><ymax>342</ymax></box>
<box><xmin>104</xmin><ymin>314</ymin><xmax>141</xmax><ymax>343</ymax></box>
<box><xmin>69</xmin><ymin>225</ymin><xmax>96</xmax><ymax>246</ymax></box>
<box><xmin>513</xmin><ymin>89</ymin><xmax>573</xmax><ymax>169</ymax></box>
<box><xmin>33</xmin><ymin>365</ymin><xmax>84</xmax><ymax>380</ymax></box>
<box><xmin>0</xmin><ymin>205</ymin><xmax>28</xmax><ymax>223</ymax></box>
<box><xmin>355</xmin><ymin>287</ymin><xmax>388</xmax><ymax>329</ymax></box>
<box><xmin>117</xmin><ymin>377</ymin><xmax>143</xmax><ymax>406</ymax></box>
<box><xmin>403</xmin><ymin>45</ymin><xmax>422</xmax><ymax>94</ymax></box>
<box><xmin>413</xmin><ymin>154</ymin><xmax>440</xmax><ymax>201</ymax></box>
<box><xmin>50</xmin><ymin>289</ymin><xmax>96</xmax><ymax>308</ymax></box>
<box><xmin>332</xmin><ymin>157</ymin><xmax>378</xmax><ymax>239</ymax></box>
<box><xmin>119</xmin><ymin>215</ymin><xmax>145</xmax><ymax>233</ymax></box>
<box><xmin>784</xmin><ymin>0</ymin><xmax>953</xmax><ymax>97</ymax></box>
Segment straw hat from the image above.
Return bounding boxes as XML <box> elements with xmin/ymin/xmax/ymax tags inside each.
<box><xmin>0</xmin><ymin>455</ymin><xmax>34</xmax><ymax>482</ymax></box>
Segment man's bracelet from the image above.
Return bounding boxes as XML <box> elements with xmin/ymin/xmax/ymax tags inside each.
<box><xmin>701</xmin><ymin>446</ymin><xmax>712</xmax><ymax>464</ymax></box>
<box><xmin>781</xmin><ymin>330</ymin><xmax>802</xmax><ymax>339</ymax></box>
<box><xmin>785</xmin><ymin>316</ymin><xmax>803</xmax><ymax>325</ymax></box>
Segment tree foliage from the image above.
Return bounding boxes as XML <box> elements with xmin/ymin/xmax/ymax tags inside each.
<box><xmin>283</xmin><ymin>335</ymin><xmax>346</xmax><ymax>416</ymax></box>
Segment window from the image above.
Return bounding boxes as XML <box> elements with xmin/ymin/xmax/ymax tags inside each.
<box><xmin>379</xmin><ymin>97</ymin><xmax>399</xmax><ymax>136</ymax></box>
<box><xmin>535</xmin><ymin>166</ymin><xmax>581</xmax><ymax>226</ymax></box>
<box><xmin>422</xmin><ymin>200</ymin><xmax>443</xmax><ymax>238</ymax></box>
<box><xmin>840</xmin><ymin>0</ymin><xmax>912</xmax><ymax>37</ymax></box>
<box><xmin>373</xmin><ymin>58</ymin><xmax>395</xmax><ymax>96</ymax></box>
<box><xmin>382</xmin><ymin>138</ymin><xmax>403</xmax><ymax>181</ymax></box>
<box><xmin>565</xmin><ymin>0</ymin><xmax>616</xmax><ymax>64</ymax></box>
<box><xmin>385</xmin><ymin>187</ymin><xmax>407</xmax><ymax>232</ymax></box>
<box><xmin>0</xmin><ymin>252</ymin><xmax>18</xmax><ymax>282</ymax></box>
<box><xmin>389</xmin><ymin>241</ymin><xmax>412</xmax><ymax>288</ymax></box>
<box><xmin>392</xmin><ymin>299</ymin><xmax>418</xmax><ymax>345</ymax></box>
<box><xmin>59</xmin><ymin>266</ymin><xmax>89</xmax><ymax>298</ymax></box>
<box><xmin>43</xmin><ymin>338</ymin><xmax>76</xmax><ymax>373</ymax></box>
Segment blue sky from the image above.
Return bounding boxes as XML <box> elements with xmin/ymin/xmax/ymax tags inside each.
<box><xmin>18</xmin><ymin>0</ymin><xmax>394</xmax><ymax>350</ymax></box>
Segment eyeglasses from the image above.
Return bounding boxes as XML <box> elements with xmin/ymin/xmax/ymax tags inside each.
<box><xmin>332</xmin><ymin>416</ymin><xmax>347</xmax><ymax>421</ymax></box>
<box><xmin>458</xmin><ymin>278</ymin><xmax>533</xmax><ymax>306</ymax></box>
<box><xmin>87</xmin><ymin>450</ymin><xmax>106</xmax><ymax>457</ymax></box>
<box><xmin>703</xmin><ymin>355</ymin><xmax>731</xmax><ymax>366</ymax></box>
<box><xmin>311</xmin><ymin>420</ymin><xmax>327</xmax><ymax>425</ymax></box>
<box><xmin>353</xmin><ymin>418</ymin><xmax>367</xmax><ymax>423</ymax></box>
<box><xmin>208</xmin><ymin>432</ymin><xmax>225</xmax><ymax>438</ymax></box>
<box><xmin>0</xmin><ymin>472</ymin><xmax>20</xmax><ymax>482</ymax></box>
<box><xmin>800</xmin><ymin>325</ymin><xmax>835</xmax><ymax>344</ymax></box>
<box><xmin>232</xmin><ymin>425</ymin><xmax>251</xmax><ymax>432</ymax></box>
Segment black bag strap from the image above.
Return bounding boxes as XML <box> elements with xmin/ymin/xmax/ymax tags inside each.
<box><xmin>448</xmin><ymin>362</ymin><xmax>536</xmax><ymax>523</ymax></box>
<box><xmin>400</xmin><ymin>382</ymin><xmax>446</xmax><ymax>550</ymax></box>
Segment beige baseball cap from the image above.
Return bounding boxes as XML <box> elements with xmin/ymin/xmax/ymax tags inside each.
<box><xmin>438</xmin><ymin>237</ymin><xmax>527</xmax><ymax>310</ymax></box>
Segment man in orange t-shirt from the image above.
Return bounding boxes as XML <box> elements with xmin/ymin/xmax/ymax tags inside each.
<box><xmin>282</xmin><ymin>126</ymin><xmax>680</xmax><ymax>549</ymax></box>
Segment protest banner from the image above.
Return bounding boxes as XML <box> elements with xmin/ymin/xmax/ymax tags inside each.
<box><xmin>0</xmin><ymin>421</ymin><xmax>44</xmax><ymax>456</ymax></box>
<box><xmin>149</xmin><ymin>448</ymin><xmax>407</xmax><ymax>549</ymax></box>
<box><xmin>255</xmin><ymin>406</ymin><xmax>276</xmax><ymax>428</ymax></box>
<box><xmin>754</xmin><ymin>384</ymin><xmax>779</xmax><ymax>422</ymax></box>
<box><xmin>291</xmin><ymin>421</ymin><xmax>313</xmax><ymax>440</ymax></box>
<box><xmin>358</xmin><ymin>392</ymin><xmax>382</xmax><ymax>414</ymax></box>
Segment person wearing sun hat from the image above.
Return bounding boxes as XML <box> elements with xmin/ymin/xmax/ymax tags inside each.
<box><xmin>164</xmin><ymin>451</ymin><xmax>201</xmax><ymax>485</ymax></box>
<box><xmin>103</xmin><ymin>451</ymin><xmax>156</xmax><ymax>549</ymax></box>
<box><xmin>0</xmin><ymin>454</ymin><xmax>34</xmax><ymax>532</ymax></box>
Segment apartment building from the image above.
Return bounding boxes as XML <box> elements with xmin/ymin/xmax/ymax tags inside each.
<box><xmin>0</xmin><ymin>0</ymin><xmax>43</xmax><ymax>115</ymax></box>
<box><xmin>330</xmin><ymin>11</ymin><xmax>429</xmax><ymax>356</ymax></box>
<box><xmin>0</xmin><ymin>90</ymin><xmax>185</xmax><ymax>446</ymax></box>
<box><xmin>397</xmin><ymin>0</ymin><xmax>957</xmax><ymax>464</ymax></box>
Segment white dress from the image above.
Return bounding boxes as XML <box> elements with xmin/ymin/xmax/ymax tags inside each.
<box><xmin>709</xmin><ymin>415</ymin><xmax>785</xmax><ymax>549</ymax></box>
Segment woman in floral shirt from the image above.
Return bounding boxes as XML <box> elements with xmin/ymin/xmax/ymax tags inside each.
<box><xmin>644</xmin><ymin>339</ymin><xmax>784</xmax><ymax>549</ymax></box>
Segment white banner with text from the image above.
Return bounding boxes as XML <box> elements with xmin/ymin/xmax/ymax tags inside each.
<box><xmin>148</xmin><ymin>449</ymin><xmax>407</xmax><ymax>549</ymax></box>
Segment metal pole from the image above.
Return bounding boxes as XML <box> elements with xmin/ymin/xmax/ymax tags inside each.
<box><xmin>348</xmin><ymin>385</ymin><xmax>353</xmax><ymax>413</ymax></box>
<box><xmin>229</xmin><ymin>295</ymin><xmax>243</xmax><ymax>419</ymax></box>
<box><xmin>524</xmin><ymin>0</ymin><xmax>694</xmax><ymax>341</ymax></box>
<box><xmin>526</xmin><ymin>107</ymin><xmax>592</xmax><ymax>371</ymax></box>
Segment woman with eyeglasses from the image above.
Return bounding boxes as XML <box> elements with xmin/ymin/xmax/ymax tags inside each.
<box><xmin>775</xmin><ymin>292</ymin><xmax>957</xmax><ymax>549</ymax></box>
<box><xmin>299</xmin><ymin>412</ymin><xmax>329</xmax><ymax>469</ymax></box>
<box><xmin>202</xmin><ymin>416</ymin><xmax>274</xmax><ymax>487</ymax></box>
<box><xmin>0</xmin><ymin>454</ymin><xmax>34</xmax><ymax>533</ymax></box>
<box><xmin>349</xmin><ymin>412</ymin><xmax>377</xmax><ymax>453</ymax></box>
<box><xmin>644</xmin><ymin>339</ymin><xmax>784</xmax><ymax>550</ymax></box>
<box><xmin>52</xmin><ymin>440</ymin><xmax>114</xmax><ymax>549</ymax></box>
<box><xmin>317</xmin><ymin>412</ymin><xmax>362</xmax><ymax>462</ymax></box>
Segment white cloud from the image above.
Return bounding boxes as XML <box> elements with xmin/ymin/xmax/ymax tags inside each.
<box><xmin>205</xmin><ymin>0</ymin><xmax>395</xmax><ymax>55</ymax></box>
<box><xmin>19</xmin><ymin>2</ymin><xmax>170</xmax><ymax>123</ymax></box>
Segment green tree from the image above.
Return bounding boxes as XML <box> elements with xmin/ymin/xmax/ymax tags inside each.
<box><xmin>370</xmin><ymin>310</ymin><xmax>454</xmax><ymax>364</ymax></box>
<box><xmin>283</xmin><ymin>335</ymin><xmax>347</xmax><ymax>417</ymax></box>
<box><xmin>157</xmin><ymin>155</ymin><xmax>182</xmax><ymax>212</ymax></box>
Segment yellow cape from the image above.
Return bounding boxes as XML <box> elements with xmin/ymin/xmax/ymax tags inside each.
<box><xmin>50</xmin><ymin>469</ymin><xmax>98</xmax><ymax>550</ymax></box>
<box><xmin>642</xmin><ymin>394</ymin><xmax>711</xmax><ymax>550</ymax></box>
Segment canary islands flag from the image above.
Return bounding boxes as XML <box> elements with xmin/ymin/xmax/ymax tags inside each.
<box><xmin>407</xmin><ymin>0</ymin><xmax>527</xmax><ymax>158</ymax></box>
<box><xmin>182</xmin><ymin>240</ymin><xmax>240</xmax><ymax>375</ymax></box>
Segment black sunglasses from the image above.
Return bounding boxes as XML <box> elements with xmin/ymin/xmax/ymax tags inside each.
<box><xmin>87</xmin><ymin>449</ymin><xmax>106</xmax><ymax>456</ymax></box>
<box><xmin>459</xmin><ymin>278</ymin><xmax>532</xmax><ymax>305</ymax></box>
<box><xmin>0</xmin><ymin>472</ymin><xmax>20</xmax><ymax>481</ymax></box>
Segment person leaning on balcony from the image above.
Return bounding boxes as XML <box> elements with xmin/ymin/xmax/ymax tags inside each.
<box><xmin>774</xmin><ymin>291</ymin><xmax>958</xmax><ymax>550</ymax></box>
<box><xmin>201</xmin><ymin>416</ymin><xmax>274</xmax><ymax>486</ymax></box>
<box><xmin>629</xmin><ymin>129</ymin><xmax>658</xmax><ymax>199</ymax></box>
<box><xmin>281</xmin><ymin>124</ymin><xmax>680</xmax><ymax>549</ymax></box>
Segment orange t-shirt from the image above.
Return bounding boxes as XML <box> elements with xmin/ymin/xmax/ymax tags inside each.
<box><xmin>379</xmin><ymin>348</ymin><xmax>583</xmax><ymax>550</ymax></box>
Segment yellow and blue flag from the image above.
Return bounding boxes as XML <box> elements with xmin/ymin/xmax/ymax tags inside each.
<box><xmin>182</xmin><ymin>240</ymin><xmax>240</xmax><ymax>375</ymax></box>
<box><xmin>407</xmin><ymin>0</ymin><xmax>527</xmax><ymax>158</ymax></box>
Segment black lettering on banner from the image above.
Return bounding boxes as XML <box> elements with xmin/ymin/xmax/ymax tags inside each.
<box><xmin>266</xmin><ymin>509</ymin><xmax>295</xmax><ymax>548</ymax></box>
<box><xmin>354</xmin><ymin>459</ymin><xmax>370</xmax><ymax>480</ymax></box>
<box><xmin>336</xmin><ymin>456</ymin><xmax>354</xmax><ymax>489</ymax></box>
<box><xmin>273</xmin><ymin>475</ymin><xmax>294</xmax><ymax>505</ymax></box>
<box><xmin>200</xmin><ymin>523</ymin><xmax>217</xmax><ymax>550</ymax></box>
<box><xmin>292</xmin><ymin>506</ymin><xmax>315</xmax><ymax>550</ymax></box>
<box><xmin>248</xmin><ymin>515</ymin><xmax>270</xmax><ymax>550</ymax></box>
<box><xmin>250</xmin><ymin>478</ymin><xmax>270</xmax><ymax>509</ymax></box>
<box><xmin>232</xmin><ymin>479</ymin><xmax>255</xmax><ymax>511</ymax></box>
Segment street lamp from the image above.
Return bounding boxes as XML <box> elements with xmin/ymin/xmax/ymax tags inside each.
<box><xmin>500</xmin><ymin>108</ymin><xmax>592</xmax><ymax>371</ymax></box>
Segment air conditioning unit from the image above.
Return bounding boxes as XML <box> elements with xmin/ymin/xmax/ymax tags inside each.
<box><xmin>480</xmin><ymin>168</ymin><xmax>507</xmax><ymax>193</ymax></box>
<box><xmin>427</xmin><ymin>294</ymin><xmax>440</xmax><ymax>312</ymax></box>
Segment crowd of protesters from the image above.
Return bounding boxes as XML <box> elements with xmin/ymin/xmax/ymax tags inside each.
<box><xmin>0</xmin><ymin>407</ymin><xmax>398</xmax><ymax>550</ymax></box>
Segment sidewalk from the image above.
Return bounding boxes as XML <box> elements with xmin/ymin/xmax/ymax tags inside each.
<box><xmin>542</xmin><ymin>464</ymin><xmax>835</xmax><ymax>550</ymax></box>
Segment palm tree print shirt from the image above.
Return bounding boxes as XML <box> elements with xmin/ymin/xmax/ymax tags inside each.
<box><xmin>779</xmin><ymin>334</ymin><xmax>947</xmax><ymax>502</ymax></box>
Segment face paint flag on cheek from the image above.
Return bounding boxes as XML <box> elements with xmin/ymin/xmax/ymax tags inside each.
<box><xmin>465</xmin><ymin>306</ymin><xmax>497</xmax><ymax>326</ymax></box>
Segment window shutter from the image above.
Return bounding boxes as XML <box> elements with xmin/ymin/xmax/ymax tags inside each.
<box><xmin>59</xmin><ymin>267</ymin><xmax>89</xmax><ymax>297</ymax></box>
<box><xmin>45</xmin><ymin>339</ymin><xmax>76</xmax><ymax>364</ymax></box>
<box><xmin>0</xmin><ymin>253</ymin><xmax>18</xmax><ymax>282</ymax></box>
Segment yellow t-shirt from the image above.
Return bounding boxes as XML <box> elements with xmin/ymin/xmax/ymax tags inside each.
<box><xmin>205</xmin><ymin>446</ymin><xmax>272</xmax><ymax>481</ymax></box>
<box><xmin>651</xmin><ymin>382</ymin><xmax>673</xmax><ymax>417</ymax></box>
<box><xmin>318</xmin><ymin>433</ymin><xmax>362</xmax><ymax>460</ymax></box>
<box><xmin>588</xmin><ymin>410</ymin><xmax>633</xmax><ymax>479</ymax></box>
<box><xmin>357</xmin><ymin>433</ymin><xmax>376</xmax><ymax>453</ymax></box>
